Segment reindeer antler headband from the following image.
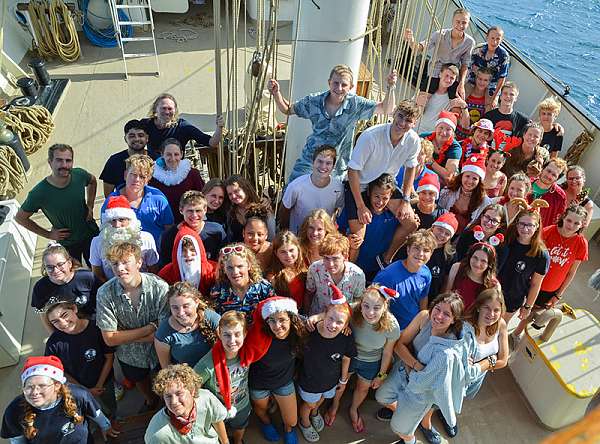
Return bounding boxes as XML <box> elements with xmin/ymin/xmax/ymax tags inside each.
<box><xmin>510</xmin><ymin>198</ymin><xmax>549</xmax><ymax>213</ymax></box>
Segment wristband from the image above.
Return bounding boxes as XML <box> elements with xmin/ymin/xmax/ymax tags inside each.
<box><xmin>523</xmin><ymin>303</ymin><xmax>532</xmax><ymax>310</ymax></box>
<box><xmin>376</xmin><ymin>372</ymin><xmax>388</xmax><ymax>380</ymax></box>
<box><xmin>338</xmin><ymin>378</ymin><xmax>348</xmax><ymax>385</ymax></box>
<box><xmin>149</xmin><ymin>321</ymin><xmax>158</xmax><ymax>331</ymax></box>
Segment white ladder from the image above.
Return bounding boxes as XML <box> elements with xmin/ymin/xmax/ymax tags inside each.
<box><xmin>108</xmin><ymin>0</ymin><xmax>160</xmax><ymax>80</ymax></box>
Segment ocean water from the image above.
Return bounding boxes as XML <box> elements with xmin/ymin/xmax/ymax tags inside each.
<box><xmin>462</xmin><ymin>0</ymin><xmax>600</xmax><ymax>123</ymax></box>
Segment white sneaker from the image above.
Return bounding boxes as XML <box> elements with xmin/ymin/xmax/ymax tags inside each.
<box><xmin>299</xmin><ymin>423</ymin><xmax>320</xmax><ymax>442</ymax></box>
<box><xmin>310</xmin><ymin>413</ymin><xmax>325</xmax><ymax>432</ymax></box>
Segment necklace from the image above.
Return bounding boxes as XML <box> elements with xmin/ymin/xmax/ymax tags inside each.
<box><xmin>172</xmin><ymin>316</ymin><xmax>197</xmax><ymax>332</ymax></box>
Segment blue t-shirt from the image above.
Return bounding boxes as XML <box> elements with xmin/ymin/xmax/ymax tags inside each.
<box><xmin>140</xmin><ymin>117</ymin><xmax>211</xmax><ymax>158</ymax></box>
<box><xmin>102</xmin><ymin>185</ymin><xmax>174</xmax><ymax>246</ymax></box>
<box><xmin>396</xmin><ymin>165</ymin><xmax>437</xmax><ymax>191</ymax></box>
<box><xmin>338</xmin><ymin>207</ymin><xmax>399</xmax><ymax>280</ymax></box>
<box><xmin>155</xmin><ymin>309</ymin><xmax>221</xmax><ymax>367</ymax></box>
<box><xmin>373</xmin><ymin>261</ymin><xmax>431</xmax><ymax>329</ymax></box>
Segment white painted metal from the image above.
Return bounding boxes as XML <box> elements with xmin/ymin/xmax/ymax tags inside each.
<box><xmin>109</xmin><ymin>0</ymin><xmax>160</xmax><ymax>79</ymax></box>
<box><xmin>151</xmin><ymin>0</ymin><xmax>188</xmax><ymax>14</ymax></box>
<box><xmin>246</xmin><ymin>0</ymin><xmax>297</xmax><ymax>22</ymax></box>
<box><xmin>281</xmin><ymin>0</ymin><xmax>371</xmax><ymax>180</ymax></box>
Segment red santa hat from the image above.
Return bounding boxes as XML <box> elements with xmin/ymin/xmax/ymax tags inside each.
<box><xmin>461</xmin><ymin>153</ymin><xmax>486</xmax><ymax>181</ymax></box>
<box><xmin>432</xmin><ymin>212</ymin><xmax>459</xmax><ymax>237</ymax></box>
<box><xmin>329</xmin><ymin>281</ymin><xmax>347</xmax><ymax>305</ymax></box>
<box><xmin>21</xmin><ymin>355</ymin><xmax>66</xmax><ymax>385</ymax></box>
<box><xmin>435</xmin><ymin>110</ymin><xmax>458</xmax><ymax>131</ymax></box>
<box><xmin>102</xmin><ymin>195</ymin><xmax>136</xmax><ymax>224</ymax></box>
<box><xmin>416</xmin><ymin>173</ymin><xmax>440</xmax><ymax>197</ymax></box>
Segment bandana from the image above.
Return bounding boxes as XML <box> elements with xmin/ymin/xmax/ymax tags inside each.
<box><xmin>167</xmin><ymin>402</ymin><xmax>197</xmax><ymax>435</ymax></box>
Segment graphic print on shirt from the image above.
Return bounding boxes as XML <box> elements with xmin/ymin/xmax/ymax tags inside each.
<box><xmin>515</xmin><ymin>261</ymin><xmax>527</xmax><ymax>272</ymax></box>
<box><xmin>548</xmin><ymin>245</ymin><xmax>572</xmax><ymax>267</ymax></box>
<box><xmin>84</xmin><ymin>348</ymin><xmax>97</xmax><ymax>362</ymax></box>
<box><xmin>61</xmin><ymin>421</ymin><xmax>76</xmax><ymax>436</ymax></box>
<box><xmin>330</xmin><ymin>353</ymin><xmax>342</xmax><ymax>362</ymax></box>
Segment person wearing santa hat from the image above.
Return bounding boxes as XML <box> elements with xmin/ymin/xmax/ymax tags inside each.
<box><xmin>245</xmin><ymin>297</ymin><xmax>307</xmax><ymax>444</ymax></box>
<box><xmin>438</xmin><ymin>153</ymin><xmax>492</xmax><ymax>234</ymax></box>
<box><xmin>297</xmin><ymin>283</ymin><xmax>356</xmax><ymax>442</ymax></box>
<box><xmin>90</xmin><ymin>194</ymin><xmax>159</xmax><ymax>283</ymax></box>
<box><xmin>1</xmin><ymin>355</ymin><xmax>119</xmax><ymax>443</ymax></box>
<box><xmin>420</xmin><ymin>110</ymin><xmax>464</xmax><ymax>183</ymax></box>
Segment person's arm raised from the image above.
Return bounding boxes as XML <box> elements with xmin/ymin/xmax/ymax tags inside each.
<box><xmin>374</xmin><ymin>70</ymin><xmax>398</xmax><ymax>115</ymax></box>
<box><xmin>268</xmin><ymin>79</ymin><xmax>295</xmax><ymax>115</ymax></box>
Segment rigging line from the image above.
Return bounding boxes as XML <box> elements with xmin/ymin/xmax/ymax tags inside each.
<box><xmin>276</xmin><ymin>27</ymin><xmax>379</xmax><ymax>44</ymax></box>
<box><xmin>213</xmin><ymin>0</ymin><xmax>224</xmax><ymax>178</ymax></box>
<box><xmin>401</xmin><ymin>0</ymin><xmax>424</xmax><ymax>100</ymax></box>
<box><xmin>394</xmin><ymin>0</ymin><xmax>412</xmax><ymax>101</ymax></box>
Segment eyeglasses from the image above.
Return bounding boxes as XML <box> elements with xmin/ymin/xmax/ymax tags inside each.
<box><xmin>220</xmin><ymin>245</ymin><xmax>245</xmax><ymax>256</ymax></box>
<box><xmin>482</xmin><ymin>215</ymin><xmax>501</xmax><ymax>226</ymax></box>
<box><xmin>517</xmin><ymin>222</ymin><xmax>537</xmax><ymax>230</ymax></box>
<box><xmin>23</xmin><ymin>383</ymin><xmax>54</xmax><ymax>394</ymax></box>
<box><xmin>45</xmin><ymin>261</ymin><xmax>68</xmax><ymax>272</ymax></box>
<box><xmin>567</xmin><ymin>176</ymin><xmax>584</xmax><ymax>182</ymax></box>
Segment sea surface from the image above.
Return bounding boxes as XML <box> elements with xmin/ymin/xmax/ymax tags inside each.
<box><xmin>462</xmin><ymin>0</ymin><xmax>600</xmax><ymax>123</ymax></box>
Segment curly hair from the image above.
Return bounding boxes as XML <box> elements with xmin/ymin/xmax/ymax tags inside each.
<box><xmin>218</xmin><ymin>243</ymin><xmax>263</xmax><ymax>285</ymax></box>
<box><xmin>152</xmin><ymin>363</ymin><xmax>202</xmax><ymax>397</ymax></box>
<box><xmin>244</xmin><ymin>202</ymin><xmax>270</xmax><ymax>230</ymax></box>
<box><xmin>148</xmin><ymin>93</ymin><xmax>179</xmax><ymax>126</ymax></box>
<box><xmin>125</xmin><ymin>154</ymin><xmax>154</xmax><ymax>179</ymax></box>
<box><xmin>41</xmin><ymin>243</ymin><xmax>82</xmax><ymax>277</ymax></box>
<box><xmin>455</xmin><ymin>243</ymin><xmax>498</xmax><ymax>290</ymax></box>
<box><xmin>22</xmin><ymin>383</ymin><xmax>83</xmax><ymax>440</ymax></box>
<box><xmin>465</xmin><ymin>288</ymin><xmax>506</xmax><ymax>337</ymax></box>
<box><xmin>429</xmin><ymin>292</ymin><xmax>464</xmax><ymax>337</ymax></box>
<box><xmin>263</xmin><ymin>311</ymin><xmax>307</xmax><ymax>357</ymax></box>
<box><xmin>351</xmin><ymin>285</ymin><xmax>396</xmax><ymax>333</ymax></box>
<box><xmin>167</xmin><ymin>282</ymin><xmax>217</xmax><ymax>347</ymax></box>
<box><xmin>298</xmin><ymin>209</ymin><xmax>337</xmax><ymax>254</ymax></box>
<box><xmin>106</xmin><ymin>241</ymin><xmax>142</xmax><ymax>263</ymax></box>
<box><xmin>446</xmin><ymin>172</ymin><xmax>487</xmax><ymax>216</ymax></box>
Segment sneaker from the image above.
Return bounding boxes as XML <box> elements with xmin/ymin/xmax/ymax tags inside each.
<box><xmin>418</xmin><ymin>423</ymin><xmax>442</xmax><ymax>444</ymax></box>
<box><xmin>375</xmin><ymin>254</ymin><xmax>389</xmax><ymax>271</ymax></box>
<box><xmin>310</xmin><ymin>412</ymin><xmax>325</xmax><ymax>432</ymax></box>
<box><xmin>260</xmin><ymin>423</ymin><xmax>281</xmax><ymax>442</ymax></box>
<box><xmin>436</xmin><ymin>409</ymin><xmax>458</xmax><ymax>437</ymax></box>
<box><xmin>376</xmin><ymin>407</ymin><xmax>393</xmax><ymax>422</ymax></box>
<box><xmin>284</xmin><ymin>428</ymin><xmax>299</xmax><ymax>444</ymax></box>
<box><xmin>299</xmin><ymin>423</ymin><xmax>320</xmax><ymax>442</ymax></box>
<box><xmin>114</xmin><ymin>382</ymin><xmax>124</xmax><ymax>401</ymax></box>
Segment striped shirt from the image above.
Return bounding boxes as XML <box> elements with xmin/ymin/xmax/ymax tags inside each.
<box><xmin>96</xmin><ymin>273</ymin><xmax>169</xmax><ymax>368</ymax></box>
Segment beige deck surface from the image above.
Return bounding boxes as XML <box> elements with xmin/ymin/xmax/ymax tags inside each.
<box><xmin>1</xmin><ymin>3</ymin><xmax>599</xmax><ymax>443</ymax></box>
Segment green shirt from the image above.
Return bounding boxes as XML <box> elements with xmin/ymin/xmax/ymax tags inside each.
<box><xmin>20</xmin><ymin>167</ymin><xmax>99</xmax><ymax>246</ymax></box>
<box><xmin>351</xmin><ymin>315</ymin><xmax>401</xmax><ymax>362</ymax></box>
<box><xmin>531</xmin><ymin>181</ymin><xmax>548</xmax><ymax>199</ymax></box>
<box><xmin>194</xmin><ymin>352</ymin><xmax>250</xmax><ymax>411</ymax></box>
<box><xmin>144</xmin><ymin>390</ymin><xmax>227</xmax><ymax>444</ymax></box>
<box><xmin>96</xmin><ymin>273</ymin><xmax>169</xmax><ymax>368</ymax></box>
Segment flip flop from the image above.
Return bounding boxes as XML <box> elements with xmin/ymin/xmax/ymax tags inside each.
<box><xmin>324</xmin><ymin>409</ymin><xmax>336</xmax><ymax>427</ymax></box>
<box><xmin>351</xmin><ymin>414</ymin><xmax>365</xmax><ymax>433</ymax></box>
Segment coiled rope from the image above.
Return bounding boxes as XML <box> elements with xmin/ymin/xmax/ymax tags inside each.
<box><xmin>0</xmin><ymin>106</ymin><xmax>55</xmax><ymax>155</ymax></box>
<box><xmin>28</xmin><ymin>0</ymin><xmax>81</xmax><ymax>62</ymax></box>
<box><xmin>0</xmin><ymin>145</ymin><xmax>27</xmax><ymax>199</ymax></box>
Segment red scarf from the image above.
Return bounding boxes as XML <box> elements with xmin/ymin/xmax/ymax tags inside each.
<box><xmin>427</xmin><ymin>132</ymin><xmax>455</xmax><ymax>166</ymax></box>
<box><xmin>168</xmin><ymin>403</ymin><xmax>197</xmax><ymax>435</ymax></box>
<box><xmin>460</xmin><ymin>138</ymin><xmax>489</xmax><ymax>165</ymax></box>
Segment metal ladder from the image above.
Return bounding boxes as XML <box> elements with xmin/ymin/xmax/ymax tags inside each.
<box><xmin>108</xmin><ymin>0</ymin><xmax>160</xmax><ymax>80</ymax></box>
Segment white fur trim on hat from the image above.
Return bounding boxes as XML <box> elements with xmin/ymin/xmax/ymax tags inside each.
<box><xmin>432</xmin><ymin>221</ymin><xmax>456</xmax><ymax>236</ymax></box>
<box><xmin>102</xmin><ymin>206</ymin><xmax>136</xmax><ymax>224</ymax></box>
<box><xmin>261</xmin><ymin>298</ymin><xmax>298</xmax><ymax>320</ymax></box>
<box><xmin>435</xmin><ymin>117</ymin><xmax>456</xmax><ymax>131</ymax></box>
<box><xmin>416</xmin><ymin>184</ymin><xmax>439</xmax><ymax>196</ymax></box>
<box><xmin>21</xmin><ymin>364</ymin><xmax>66</xmax><ymax>385</ymax></box>
<box><xmin>461</xmin><ymin>164</ymin><xmax>486</xmax><ymax>181</ymax></box>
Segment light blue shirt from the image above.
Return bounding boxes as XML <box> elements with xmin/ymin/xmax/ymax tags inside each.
<box><xmin>289</xmin><ymin>91</ymin><xmax>377</xmax><ymax>182</ymax></box>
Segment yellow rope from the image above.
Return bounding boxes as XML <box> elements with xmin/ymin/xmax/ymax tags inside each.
<box><xmin>0</xmin><ymin>105</ymin><xmax>55</xmax><ymax>155</ymax></box>
<box><xmin>0</xmin><ymin>145</ymin><xmax>26</xmax><ymax>199</ymax></box>
<box><xmin>28</xmin><ymin>0</ymin><xmax>81</xmax><ymax>62</ymax></box>
<box><xmin>564</xmin><ymin>130</ymin><xmax>594</xmax><ymax>166</ymax></box>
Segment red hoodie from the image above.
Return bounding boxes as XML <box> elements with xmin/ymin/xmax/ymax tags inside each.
<box><xmin>159</xmin><ymin>223</ymin><xmax>216</xmax><ymax>295</ymax></box>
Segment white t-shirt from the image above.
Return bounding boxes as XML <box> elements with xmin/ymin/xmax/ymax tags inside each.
<box><xmin>89</xmin><ymin>231</ymin><xmax>159</xmax><ymax>279</ymax></box>
<box><xmin>348</xmin><ymin>123</ymin><xmax>421</xmax><ymax>189</ymax></box>
<box><xmin>282</xmin><ymin>173</ymin><xmax>344</xmax><ymax>234</ymax></box>
<box><xmin>419</xmin><ymin>92</ymin><xmax>450</xmax><ymax>133</ymax></box>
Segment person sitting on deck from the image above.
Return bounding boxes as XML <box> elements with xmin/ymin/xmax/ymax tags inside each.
<box><xmin>483</xmin><ymin>81</ymin><xmax>529</xmax><ymax>138</ymax></box>
<box><xmin>420</xmin><ymin>111</ymin><xmax>464</xmax><ymax>184</ymax></box>
<box><xmin>279</xmin><ymin>144</ymin><xmax>344</xmax><ymax>235</ymax></box>
<box><xmin>467</xmin><ymin>26</ymin><xmax>510</xmax><ymax>110</ymax></box>
<box><xmin>268</xmin><ymin>64</ymin><xmax>398</xmax><ymax>181</ymax></box>
<box><xmin>149</xmin><ymin>138</ymin><xmax>205</xmax><ymax>224</ymax></box>
<box><xmin>96</xmin><ymin>242</ymin><xmax>170</xmax><ymax>412</ymax></box>
<box><xmin>455</xmin><ymin>68</ymin><xmax>494</xmax><ymax>140</ymax></box>
<box><xmin>101</xmin><ymin>154</ymin><xmax>174</xmax><ymax>247</ymax></box>
<box><xmin>141</xmin><ymin>93</ymin><xmax>224</xmax><ymax>157</ymax></box>
<box><xmin>528</xmin><ymin>158</ymin><xmax>568</xmax><ymax>227</ymax></box>
<box><xmin>90</xmin><ymin>195</ymin><xmax>159</xmax><ymax>284</ymax></box>
<box><xmin>404</xmin><ymin>8</ymin><xmax>476</xmax><ymax>99</ymax></box>
<box><xmin>100</xmin><ymin>119</ymin><xmax>149</xmax><ymax>197</ymax></box>
<box><xmin>416</xmin><ymin>64</ymin><xmax>471</xmax><ymax>134</ymax></box>
<box><xmin>16</xmin><ymin>143</ymin><xmax>99</xmax><ymax>266</ymax></box>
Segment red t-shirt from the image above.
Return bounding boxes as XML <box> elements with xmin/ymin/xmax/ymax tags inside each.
<box><xmin>541</xmin><ymin>225</ymin><xmax>588</xmax><ymax>292</ymax></box>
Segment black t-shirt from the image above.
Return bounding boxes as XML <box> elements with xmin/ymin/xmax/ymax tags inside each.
<box><xmin>1</xmin><ymin>384</ymin><xmax>98</xmax><ymax>443</ymax></box>
<box><xmin>98</xmin><ymin>149</ymin><xmax>129</xmax><ymax>191</ymax></box>
<box><xmin>140</xmin><ymin>118</ymin><xmax>211</xmax><ymax>157</ymax></box>
<box><xmin>299</xmin><ymin>329</ymin><xmax>356</xmax><ymax>393</ymax></box>
<box><xmin>206</xmin><ymin>208</ymin><xmax>227</xmax><ymax>228</ymax></box>
<box><xmin>483</xmin><ymin>108</ymin><xmax>529</xmax><ymax>137</ymax></box>
<box><xmin>413</xmin><ymin>204</ymin><xmax>448</xmax><ymax>230</ymax></box>
<box><xmin>31</xmin><ymin>270</ymin><xmax>99</xmax><ymax>316</ymax></box>
<box><xmin>455</xmin><ymin>231</ymin><xmax>508</xmax><ymax>263</ymax></box>
<box><xmin>249</xmin><ymin>337</ymin><xmax>296</xmax><ymax>390</ymax></box>
<box><xmin>45</xmin><ymin>320</ymin><xmax>114</xmax><ymax>388</ymax></box>
<box><xmin>159</xmin><ymin>222</ymin><xmax>227</xmax><ymax>266</ymax></box>
<box><xmin>541</xmin><ymin>128</ymin><xmax>563</xmax><ymax>153</ymax></box>
<box><xmin>498</xmin><ymin>241</ymin><xmax>549</xmax><ymax>312</ymax></box>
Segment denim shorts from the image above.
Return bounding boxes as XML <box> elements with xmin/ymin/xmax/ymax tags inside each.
<box><xmin>297</xmin><ymin>384</ymin><xmax>337</xmax><ymax>404</ymax></box>
<box><xmin>250</xmin><ymin>380</ymin><xmax>296</xmax><ymax>401</ymax></box>
<box><xmin>349</xmin><ymin>358</ymin><xmax>381</xmax><ymax>381</ymax></box>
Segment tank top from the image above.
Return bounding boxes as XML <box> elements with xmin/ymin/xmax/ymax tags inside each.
<box><xmin>473</xmin><ymin>332</ymin><xmax>499</xmax><ymax>362</ymax></box>
<box><xmin>413</xmin><ymin>318</ymin><xmax>434</xmax><ymax>354</ymax></box>
<box><xmin>450</xmin><ymin>202</ymin><xmax>471</xmax><ymax>234</ymax></box>
<box><xmin>453</xmin><ymin>274</ymin><xmax>484</xmax><ymax>310</ymax></box>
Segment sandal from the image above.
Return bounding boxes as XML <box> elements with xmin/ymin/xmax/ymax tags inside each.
<box><xmin>324</xmin><ymin>409</ymin><xmax>336</xmax><ymax>427</ymax></box>
<box><xmin>350</xmin><ymin>411</ymin><xmax>365</xmax><ymax>433</ymax></box>
<box><xmin>299</xmin><ymin>423</ymin><xmax>320</xmax><ymax>442</ymax></box>
<box><xmin>310</xmin><ymin>412</ymin><xmax>325</xmax><ymax>432</ymax></box>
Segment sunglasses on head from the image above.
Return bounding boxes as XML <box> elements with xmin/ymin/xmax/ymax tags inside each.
<box><xmin>220</xmin><ymin>245</ymin><xmax>245</xmax><ymax>256</ymax></box>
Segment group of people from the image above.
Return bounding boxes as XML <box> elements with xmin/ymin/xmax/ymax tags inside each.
<box><xmin>2</xmin><ymin>7</ymin><xmax>594</xmax><ymax>444</ymax></box>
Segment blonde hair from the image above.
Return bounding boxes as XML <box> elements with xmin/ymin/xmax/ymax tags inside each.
<box><xmin>352</xmin><ymin>285</ymin><xmax>396</xmax><ymax>333</ymax></box>
<box><xmin>106</xmin><ymin>241</ymin><xmax>142</xmax><ymax>263</ymax></box>
<box><xmin>153</xmin><ymin>363</ymin><xmax>202</xmax><ymax>397</ymax></box>
<box><xmin>125</xmin><ymin>154</ymin><xmax>154</xmax><ymax>179</ymax></box>
<box><xmin>329</xmin><ymin>64</ymin><xmax>354</xmax><ymax>84</ymax></box>
<box><xmin>179</xmin><ymin>190</ymin><xmax>208</xmax><ymax>211</ymax></box>
<box><xmin>406</xmin><ymin>229</ymin><xmax>438</xmax><ymax>252</ymax></box>
<box><xmin>149</xmin><ymin>93</ymin><xmax>179</xmax><ymax>126</ymax></box>
<box><xmin>538</xmin><ymin>97</ymin><xmax>561</xmax><ymax>116</ymax></box>
<box><xmin>41</xmin><ymin>243</ymin><xmax>81</xmax><ymax>277</ymax></box>
<box><xmin>298</xmin><ymin>209</ymin><xmax>337</xmax><ymax>251</ymax></box>
<box><xmin>218</xmin><ymin>243</ymin><xmax>263</xmax><ymax>285</ymax></box>
<box><xmin>319</xmin><ymin>233</ymin><xmax>350</xmax><ymax>257</ymax></box>
<box><xmin>419</xmin><ymin>138</ymin><xmax>435</xmax><ymax>163</ymax></box>
<box><xmin>219</xmin><ymin>310</ymin><xmax>247</xmax><ymax>332</ymax></box>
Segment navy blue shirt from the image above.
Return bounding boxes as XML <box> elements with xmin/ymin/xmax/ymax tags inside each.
<box><xmin>159</xmin><ymin>221</ymin><xmax>226</xmax><ymax>266</ymax></box>
<box><xmin>141</xmin><ymin>117</ymin><xmax>211</xmax><ymax>157</ymax></box>
<box><xmin>99</xmin><ymin>149</ymin><xmax>129</xmax><ymax>191</ymax></box>
<box><xmin>31</xmin><ymin>269</ymin><xmax>99</xmax><ymax>316</ymax></box>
